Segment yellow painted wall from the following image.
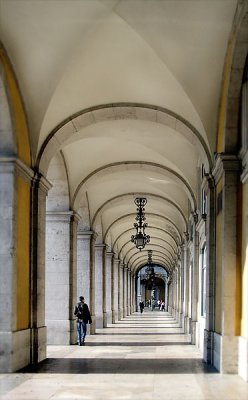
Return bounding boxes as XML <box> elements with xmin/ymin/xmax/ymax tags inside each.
<box><xmin>0</xmin><ymin>46</ymin><xmax>31</xmax><ymax>166</ymax></box>
<box><xmin>16</xmin><ymin>176</ymin><xmax>30</xmax><ymax>330</ymax></box>
<box><xmin>215</xmin><ymin>179</ymin><xmax>223</xmax><ymax>334</ymax></box>
<box><xmin>0</xmin><ymin>45</ymin><xmax>32</xmax><ymax>330</ymax></box>
<box><xmin>241</xmin><ymin>184</ymin><xmax>247</xmax><ymax>337</ymax></box>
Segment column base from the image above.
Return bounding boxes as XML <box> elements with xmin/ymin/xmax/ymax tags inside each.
<box><xmin>118</xmin><ymin>308</ymin><xmax>123</xmax><ymax>320</ymax></box>
<box><xmin>103</xmin><ymin>311</ymin><xmax>112</xmax><ymax>327</ymax></box>
<box><xmin>90</xmin><ymin>316</ymin><xmax>96</xmax><ymax>334</ymax></box>
<box><xmin>46</xmin><ymin>319</ymin><xmax>76</xmax><ymax>344</ymax></box>
<box><xmin>0</xmin><ymin>328</ymin><xmax>32</xmax><ymax>372</ymax></box>
<box><xmin>191</xmin><ymin>320</ymin><xmax>199</xmax><ymax>345</ymax></box>
<box><xmin>203</xmin><ymin>329</ymin><xmax>214</xmax><ymax>364</ymax></box>
<box><xmin>31</xmin><ymin>326</ymin><xmax>47</xmax><ymax>365</ymax></box>
<box><xmin>184</xmin><ymin>316</ymin><xmax>191</xmax><ymax>334</ymax></box>
<box><xmin>221</xmin><ymin>334</ymin><xmax>239</xmax><ymax>374</ymax></box>
<box><xmin>95</xmin><ymin>314</ymin><xmax>104</xmax><ymax>329</ymax></box>
<box><xmin>112</xmin><ymin>310</ymin><xmax>118</xmax><ymax>323</ymax></box>
<box><xmin>238</xmin><ymin>336</ymin><xmax>248</xmax><ymax>381</ymax></box>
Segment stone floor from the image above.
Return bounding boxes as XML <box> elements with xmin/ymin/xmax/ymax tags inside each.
<box><xmin>0</xmin><ymin>311</ymin><xmax>247</xmax><ymax>400</ymax></box>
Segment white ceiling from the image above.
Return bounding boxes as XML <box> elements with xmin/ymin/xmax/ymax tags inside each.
<box><xmin>0</xmin><ymin>0</ymin><xmax>238</xmax><ymax>273</ymax></box>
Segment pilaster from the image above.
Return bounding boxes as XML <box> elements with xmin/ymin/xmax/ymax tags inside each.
<box><xmin>77</xmin><ymin>231</ymin><xmax>94</xmax><ymax>308</ymax></box>
<box><xmin>118</xmin><ymin>263</ymin><xmax>124</xmax><ymax>319</ymax></box>
<box><xmin>213</xmin><ymin>153</ymin><xmax>241</xmax><ymax>373</ymax></box>
<box><xmin>30</xmin><ymin>172</ymin><xmax>52</xmax><ymax>365</ymax></box>
<box><xmin>103</xmin><ymin>251</ymin><xmax>114</xmax><ymax>327</ymax></box>
<box><xmin>0</xmin><ymin>158</ymin><xmax>34</xmax><ymax>372</ymax></box>
<box><xmin>94</xmin><ymin>243</ymin><xmax>105</xmax><ymax>329</ymax></box>
<box><xmin>45</xmin><ymin>211</ymin><xmax>77</xmax><ymax>345</ymax></box>
<box><xmin>112</xmin><ymin>257</ymin><xmax>120</xmax><ymax>323</ymax></box>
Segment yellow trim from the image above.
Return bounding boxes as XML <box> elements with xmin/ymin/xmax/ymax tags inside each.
<box><xmin>0</xmin><ymin>46</ymin><xmax>31</xmax><ymax>166</ymax></box>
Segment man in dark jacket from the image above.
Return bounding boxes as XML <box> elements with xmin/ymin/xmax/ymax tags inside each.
<box><xmin>74</xmin><ymin>296</ymin><xmax>92</xmax><ymax>345</ymax></box>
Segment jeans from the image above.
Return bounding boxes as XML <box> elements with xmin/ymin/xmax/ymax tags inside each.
<box><xmin>77</xmin><ymin>320</ymin><xmax>87</xmax><ymax>344</ymax></box>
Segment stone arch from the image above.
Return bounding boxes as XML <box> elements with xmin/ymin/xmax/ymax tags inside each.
<box><xmin>73</xmin><ymin>163</ymin><xmax>197</xmax><ymax>213</ymax></box>
<box><xmin>217</xmin><ymin>2</ymin><xmax>248</xmax><ymax>152</ymax></box>
<box><xmin>37</xmin><ymin>103</ymin><xmax>212</xmax><ymax>175</ymax></box>
<box><xmin>112</xmin><ymin>227</ymin><xmax>179</xmax><ymax>255</ymax></box>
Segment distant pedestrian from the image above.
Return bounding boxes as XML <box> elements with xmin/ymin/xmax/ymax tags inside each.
<box><xmin>161</xmin><ymin>301</ymin><xmax>165</xmax><ymax>311</ymax></box>
<box><xmin>74</xmin><ymin>296</ymin><xmax>92</xmax><ymax>345</ymax></box>
<box><xmin>139</xmin><ymin>300</ymin><xmax>144</xmax><ymax>313</ymax></box>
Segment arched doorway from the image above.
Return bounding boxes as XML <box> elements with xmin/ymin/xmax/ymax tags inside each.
<box><xmin>136</xmin><ymin>264</ymin><xmax>168</xmax><ymax>311</ymax></box>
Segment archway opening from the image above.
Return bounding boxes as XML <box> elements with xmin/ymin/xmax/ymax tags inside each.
<box><xmin>136</xmin><ymin>264</ymin><xmax>168</xmax><ymax>311</ymax></box>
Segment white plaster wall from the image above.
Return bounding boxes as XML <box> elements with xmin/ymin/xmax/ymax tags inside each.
<box><xmin>45</xmin><ymin>214</ymin><xmax>71</xmax><ymax>344</ymax></box>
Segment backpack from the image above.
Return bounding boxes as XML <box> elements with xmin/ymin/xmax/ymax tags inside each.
<box><xmin>75</xmin><ymin>302</ymin><xmax>84</xmax><ymax>319</ymax></box>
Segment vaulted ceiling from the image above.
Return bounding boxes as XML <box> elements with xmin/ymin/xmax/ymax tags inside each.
<box><xmin>0</xmin><ymin>0</ymin><xmax>238</xmax><ymax>273</ymax></box>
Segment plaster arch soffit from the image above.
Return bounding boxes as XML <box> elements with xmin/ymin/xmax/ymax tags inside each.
<box><xmin>74</xmin><ymin>163</ymin><xmax>196</xmax><ymax>212</ymax></box>
<box><xmin>106</xmin><ymin>215</ymin><xmax>181</xmax><ymax>250</ymax></box>
<box><xmin>128</xmin><ymin>251</ymin><xmax>174</xmax><ymax>270</ymax></box>
<box><xmin>115</xmin><ymin>231</ymin><xmax>177</xmax><ymax>259</ymax></box>
<box><xmin>132</xmin><ymin>256</ymin><xmax>171</xmax><ymax>272</ymax></box>
<box><xmin>119</xmin><ymin>235</ymin><xmax>178</xmax><ymax>265</ymax></box>
<box><xmin>103</xmin><ymin>212</ymin><xmax>186</xmax><ymax>245</ymax></box>
<box><xmin>101</xmin><ymin>206</ymin><xmax>182</xmax><ymax>247</ymax></box>
<box><xmin>124</xmin><ymin>243</ymin><xmax>176</xmax><ymax>265</ymax></box>
<box><xmin>135</xmin><ymin>263</ymin><xmax>169</xmax><ymax>276</ymax></box>
<box><xmin>37</xmin><ymin>103</ymin><xmax>212</xmax><ymax>175</ymax></box>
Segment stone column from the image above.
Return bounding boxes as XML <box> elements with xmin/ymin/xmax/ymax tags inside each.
<box><xmin>112</xmin><ymin>257</ymin><xmax>119</xmax><ymax>323</ymax></box>
<box><xmin>191</xmin><ymin>213</ymin><xmax>199</xmax><ymax>345</ymax></box>
<box><xmin>202</xmin><ymin>175</ymin><xmax>216</xmax><ymax>364</ymax></box>
<box><xmin>213</xmin><ymin>154</ymin><xmax>241</xmax><ymax>373</ymax></box>
<box><xmin>45</xmin><ymin>211</ymin><xmax>78</xmax><ymax>345</ymax></box>
<box><xmin>77</xmin><ymin>231</ymin><xmax>93</xmax><ymax>307</ymax></box>
<box><xmin>30</xmin><ymin>172</ymin><xmax>52</xmax><ymax>365</ymax></box>
<box><xmin>179</xmin><ymin>248</ymin><xmax>184</xmax><ymax>328</ymax></box>
<box><xmin>94</xmin><ymin>244</ymin><xmax>105</xmax><ymax>329</ymax></box>
<box><xmin>137</xmin><ymin>272</ymin><xmax>142</xmax><ymax>308</ymax></box>
<box><xmin>118</xmin><ymin>263</ymin><xmax>124</xmax><ymax>319</ymax></box>
<box><xmin>123</xmin><ymin>265</ymin><xmax>128</xmax><ymax>317</ymax></box>
<box><xmin>0</xmin><ymin>158</ymin><xmax>34</xmax><ymax>372</ymax></box>
<box><xmin>127</xmin><ymin>268</ymin><xmax>131</xmax><ymax>315</ymax></box>
<box><xmin>69</xmin><ymin>212</ymin><xmax>80</xmax><ymax>344</ymax></box>
<box><xmin>183</xmin><ymin>240</ymin><xmax>190</xmax><ymax>333</ymax></box>
<box><xmin>89</xmin><ymin>233</ymin><xmax>97</xmax><ymax>334</ymax></box>
<box><xmin>130</xmin><ymin>271</ymin><xmax>135</xmax><ymax>314</ymax></box>
<box><xmin>103</xmin><ymin>251</ymin><xmax>113</xmax><ymax>327</ymax></box>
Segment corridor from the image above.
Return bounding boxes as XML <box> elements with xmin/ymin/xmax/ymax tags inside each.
<box><xmin>0</xmin><ymin>311</ymin><xmax>247</xmax><ymax>400</ymax></box>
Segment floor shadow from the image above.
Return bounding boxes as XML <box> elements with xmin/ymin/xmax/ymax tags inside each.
<box><xmin>81</xmin><ymin>342</ymin><xmax>191</xmax><ymax>346</ymax></box>
<box><xmin>19</xmin><ymin>358</ymin><xmax>218</xmax><ymax>374</ymax></box>
<box><xmin>96</xmin><ymin>332</ymin><xmax>185</xmax><ymax>335</ymax></box>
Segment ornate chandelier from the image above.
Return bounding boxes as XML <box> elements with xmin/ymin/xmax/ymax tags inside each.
<box><xmin>131</xmin><ymin>197</ymin><xmax>150</xmax><ymax>251</ymax></box>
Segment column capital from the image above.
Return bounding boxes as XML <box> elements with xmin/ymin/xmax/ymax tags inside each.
<box><xmin>213</xmin><ymin>153</ymin><xmax>241</xmax><ymax>184</ymax></box>
<box><xmin>46</xmin><ymin>210</ymin><xmax>73</xmax><ymax>222</ymax></box>
<box><xmin>95</xmin><ymin>243</ymin><xmax>106</xmax><ymax>250</ymax></box>
<box><xmin>106</xmin><ymin>251</ymin><xmax>114</xmax><ymax>259</ymax></box>
<box><xmin>77</xmin><ymin>230</ymin><xmax>94</xmax><ymax>239</ymax></box>
<box><xmin>32</xmin><ymin>172</ymin><xmax>53</xmax><ymax>194</ymax></box>
<box><xmin>0</xmin><ymin>157</ymin><xmax>34</xmax><ymax>184</ymax></box>
<box><xmin>241</xmin><ymin>150</ymin><xmax>248</xmax><ymax>183</ymax></box>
